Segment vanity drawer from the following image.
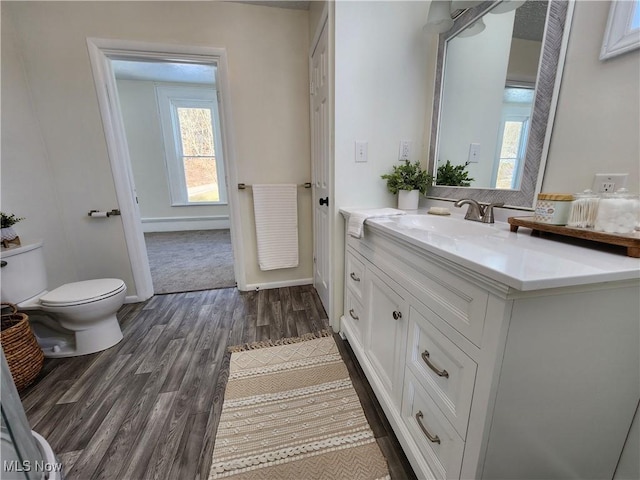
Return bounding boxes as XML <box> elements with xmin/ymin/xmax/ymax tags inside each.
<box><xmin>351</xmin><ymin>232</ymin><xmax>489</xmax><ymax>346</ymax></box>
<box><xmin>399</xmin><ymin>256</ymin><xmax>489</xmax><ymax>347</ymax></box>
<box><xmin>407</xmin><ymin>305</ymin><xmax>477</xmax><ymax>438</ymax></box>
<box><xmin>344</xmin><ymin>289</ymin><xmax>365</xmax><ymax>346</ymax></box>
<box><xmin>346</xmin><ymin>249</ymin><xmax>365</xmax><ymax>301</ymax></box>
<box><xmin>402</xmin><ymin>370</ymin><xmax>464</xmax><ymax>480</ymax></box>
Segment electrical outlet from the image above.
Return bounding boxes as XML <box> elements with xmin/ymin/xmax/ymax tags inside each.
<box><xmin>399</xmin><ymin>141</ymin><xmax>412</xmax><ymax>161</ymax></box>
<box><xmin>355</xmin><ymin>141</ymin><xmax>368</xmax><ymax>163</ymax></box>
<box><xmin>592</xmin><ymin>173</ymin><xmax>628</xmax><ymax>193</ymax></box>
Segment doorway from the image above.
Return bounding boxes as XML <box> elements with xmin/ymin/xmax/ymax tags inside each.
<box><xmin>87</xmin><ymin>38</ymin><xmax>245</xmax><ymax>301</ymax></box>
<box><xmin>113</xmin><ymin>61</ymin><xmax>235</xmax><ymax>294</ymax></box>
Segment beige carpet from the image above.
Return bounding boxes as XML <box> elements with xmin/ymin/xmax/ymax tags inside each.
<box><xmin>210</xmin><ymin>333</ymin><xmax>390</xmax><ymax>480</ymax></box>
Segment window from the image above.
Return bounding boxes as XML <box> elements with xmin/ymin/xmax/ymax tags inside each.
<box><xmin>492</xmin><ymin>86</ymin><xmax>533</xmax><ymax>189</ymax></box>
<box><xmin>494</xmin><ymin>118</ymin><xmax>529</xmax><ymax>189</ymax></box>
<box><xmin>156</xmin><ymin>86</ymin><xmax>227</xmax><ymax>205</ymax></box>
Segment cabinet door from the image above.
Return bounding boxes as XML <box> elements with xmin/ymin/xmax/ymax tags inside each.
<box><xmin>365</xmin><ymin>267</ymin><xmax>407</xmax><ymax>404</ymax></box>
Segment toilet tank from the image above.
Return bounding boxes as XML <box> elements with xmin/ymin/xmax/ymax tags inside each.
<box><xmin>0</xmin><ymin>241</ymin><xmax>48</xmax><ymax>304</ymax></box>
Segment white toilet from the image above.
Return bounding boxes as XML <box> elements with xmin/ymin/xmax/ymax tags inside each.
<box><xmin>0</xmin><ymin>241</ymin><xmax>126</xmax><ymax>358</ymax></box>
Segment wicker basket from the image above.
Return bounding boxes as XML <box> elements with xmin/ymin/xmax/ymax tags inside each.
<box><xmin>1</xmin><ymin>303</ymin><xmax>44</xmax><ymax>391</ymax></box>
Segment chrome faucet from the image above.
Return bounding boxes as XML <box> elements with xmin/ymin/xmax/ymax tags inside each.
<box><xmin>454</xmin><ymin>199</ymin><xmax>504</xmax><ymax>224</ymax></box>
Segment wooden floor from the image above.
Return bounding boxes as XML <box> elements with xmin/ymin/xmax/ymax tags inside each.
<box><xmin>20</xmin><ymin>286</ymin><xmax>416</xmax><ymax>480</ymax></box>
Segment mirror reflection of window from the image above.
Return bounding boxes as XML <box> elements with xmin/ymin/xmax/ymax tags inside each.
<box><xmin>632</xmin><ymin>0</ymin><xmax>640</xmax><ymax>30</ymax></box>
<box><xmin>492</xmin><ymin>86</ymin><xmax>533</xmax><ymax>189</ymax></box>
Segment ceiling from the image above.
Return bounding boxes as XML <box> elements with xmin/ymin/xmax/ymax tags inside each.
<box><xmin>512</xmin><ymin>1</ymin><xmax>548</xmax><ymax>42</ymax></box>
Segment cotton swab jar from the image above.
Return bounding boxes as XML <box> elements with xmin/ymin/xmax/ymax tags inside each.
<box><xmin>567</xmin><ymin>190</ymin><xmax>600</xmax><ymax>228</ymax></box>
<box><xmin>593</xmin><ymin>189</ymin><xmax>640</xmax><ymax>234</ymax></box>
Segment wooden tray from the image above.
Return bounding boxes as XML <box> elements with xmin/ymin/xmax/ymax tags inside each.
<box><xmin>508</xmin><ymin>217</ymin><xmax>640</xmax><ymax>258</ymax></box>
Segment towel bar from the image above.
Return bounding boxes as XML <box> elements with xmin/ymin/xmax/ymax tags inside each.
<box><xmin>238</xmin><ymin>183</ymin><xmax>311</xmax><ymax>190</ymax></box>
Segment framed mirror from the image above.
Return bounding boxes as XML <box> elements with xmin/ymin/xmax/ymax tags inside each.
<box><xmin>427</xmin><ymin>0</ymin><xmax>573</xmax><ymax>208</ymax></box>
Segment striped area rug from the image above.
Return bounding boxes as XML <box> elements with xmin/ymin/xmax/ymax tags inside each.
<box><xmin>209</xmin><ymin>332</ymin><xmax>390</xmax><ymax>480</ymax></box>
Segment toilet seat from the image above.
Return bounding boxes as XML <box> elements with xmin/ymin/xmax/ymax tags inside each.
<box><xmin>40</xmin><ymin>279</ymin><xmax>126</xmax><ymax>307</ymax></box>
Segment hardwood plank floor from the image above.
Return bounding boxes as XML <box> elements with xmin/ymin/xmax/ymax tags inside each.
<box><xmin>20</xmin><ymin>286</ymin><xmax>416</xmax><ymax>480</ymax></box>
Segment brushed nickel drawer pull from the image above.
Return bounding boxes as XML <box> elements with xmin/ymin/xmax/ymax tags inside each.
<box><xmin>421</xmin><ymin>350</ymin><xmax>449</xmax><ymax>378</ymax></box>
<box><xmin>415</xmin><ymin>411</ymin><xmax>440</xmax><ymax>444</ymax></box>
<box><xmin>392</xmin><ymin>311</ymin><xmax>402</xmax><ymax>320</ymax></box>
<box><xmin>350</xmin><ymin>272</ymin><xmax>361</xmax><ymax>282</ymax></box>
<box><xmin>349</xmin><ymin>309</ymin><xmax>359</xmax><ymax>320</ymax></box>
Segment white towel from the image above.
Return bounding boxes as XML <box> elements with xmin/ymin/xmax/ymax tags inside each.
<box><xmin>252</xmin><ymin>184</ymin><xmax>299</xmax><ymax>271</ymax></box>
<box><xmin>347</xmin><ymin>208</ymin><xmax>406</xmax><ymax>238</ymax></box>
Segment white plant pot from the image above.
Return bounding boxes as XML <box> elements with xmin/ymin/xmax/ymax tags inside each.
<box><xmin>398</xmin><ymin>190</ymin><xmax>419</xmax><ymax>210</ymax></box>
<box><xmin>1</xmin><ymin>227</ymin><xmax>17</xmax><ymax>241</ymax></box>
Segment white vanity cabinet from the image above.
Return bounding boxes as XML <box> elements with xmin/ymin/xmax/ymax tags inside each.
<box><xmin>344</xmin><ymin>251</ymin><xmax>409</xmax><ymax>407</ymax></box>
<box><xmin>340</xmin><ymin>218</ymin><xmax>639</xmax><ymax>480</ymax></box>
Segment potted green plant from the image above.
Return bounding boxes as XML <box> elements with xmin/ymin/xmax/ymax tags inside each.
<box><xmin>381</xmin><ymin>160</ymin><xmax>432</xmax><ymax>210</ymax></box>
<box><xmin>1</xmin><ymin>212</ymin><xmax>24</xmax><ymax>248</ymax></box>
<box><xmin>436</xmin><ymin>160</ymin><xmax>474</xmax><ymax>187</ymax></box>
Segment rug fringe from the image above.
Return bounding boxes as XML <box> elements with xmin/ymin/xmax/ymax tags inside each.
<box><xmin>228</xmin><ymin>329</ymin><xmax>333</xmax><ymax>353</ymax></box>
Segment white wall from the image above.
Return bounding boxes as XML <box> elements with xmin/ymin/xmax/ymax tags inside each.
<box><xmin>507</xmin><ymin>38</ymin><xmax>542</xmax><ymax>85</ymax></box>
<box><xmin>334</xmin><ymin>1</ymin><xmax>431</xmax><ymax>208</ymax></box>
<box><xmin>542</xmin><ymin>0</ymin><xmax>640</xmax><ymax>194</ymax></box>
<box><xmin>3</xmin><ymin>1</ymin><xmax>311</xmax><ymax>295</ymax></box>
<box><xmin>115</xmin><ymin>79</ymin><xmax>230</xmax><ymax>232</ymax></box>
<box><xmin>332</xmin><ymin>0</ymin><xmax>431</xmax><ymax>323</ymax></box>
<box><xmin>1</xmin><ymin>18</ymin><xmax>78</xmax><ymax>290</ymax></box>
<box><xmin>437</xmin><ymin>11</ymin><xmax>516</xmax><ymax>188</ymax></box>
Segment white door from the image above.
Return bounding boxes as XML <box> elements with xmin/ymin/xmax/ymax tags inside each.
<box><xmin>310</xmin><ymin>21</ymin><xmax>331</xmax><ymax>314</ymax></box>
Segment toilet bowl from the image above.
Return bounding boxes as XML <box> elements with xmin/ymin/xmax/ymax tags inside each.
<box><xmin>0</xmin><ymin>242</ymin><xmax>126</xmax><ymax>358</ymax></box>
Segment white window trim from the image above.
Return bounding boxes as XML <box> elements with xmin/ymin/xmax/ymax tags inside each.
<box><xmin>492</xmin><ymin>107</ymin><xmax>531</xmax><ymax>190</ymax></box>
<box><xmin>156</xmin><ymin>85</ymin><xmax>228</xmax><ymax>206</ymax></box>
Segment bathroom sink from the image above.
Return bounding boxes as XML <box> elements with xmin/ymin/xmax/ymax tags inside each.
<box><xmin>389</xmin><ymin>214</ymin><xmax>500</xmax><ymax>237</ymax></box>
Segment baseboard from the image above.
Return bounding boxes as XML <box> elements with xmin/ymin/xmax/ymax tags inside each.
<box><xmin>124</xmin><ymin>294</ymin><xmax>148</xmax><ymax>304</ymax></box>
<box><xmin>141</xmin><ymin>215</ymin><xmax>230</xmax><ymax>232</ymax></box>
<box><xmin>242</xmin><ymin>277</ymin><xmax>313</xmax><ymax>292</ymax></box>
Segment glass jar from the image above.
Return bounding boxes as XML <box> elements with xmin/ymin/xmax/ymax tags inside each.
<box><xmin>567</xmin><ymin>190</ymin><xmax>600</xmax><ymax>228</ymax></box>
<box><xmin>593</xmin><ymin>189</ymin><xmax>640</xmax><ymax>234</ymax></box>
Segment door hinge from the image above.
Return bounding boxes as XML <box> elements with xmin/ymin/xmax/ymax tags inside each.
<box><xmin>313</xmin><ymin>256</ymin><xmax>316</xmax><ymax>264</ymax></box>
<box><xmin>310</xmin><ymin>81</ymin><xmax>314</xmax><ymax>95</ymax></box>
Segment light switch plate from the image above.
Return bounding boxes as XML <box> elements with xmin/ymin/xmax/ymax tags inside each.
<box><xmin>355</xmin><ymin>141</ymin><xmax>368</xmax><ymax>163</ymax></box>
<box><xmin>468</xmin><ymin>143</ymin><xmax>480</xmax><ymax>163</ymax></box>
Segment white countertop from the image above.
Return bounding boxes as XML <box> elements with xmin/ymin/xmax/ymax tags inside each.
<box><xmin>341</xmin><ymin>208</ymin><xmax>640</xmax><ymax>291</ymax></box>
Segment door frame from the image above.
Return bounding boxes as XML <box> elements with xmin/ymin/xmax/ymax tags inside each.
<box><xmin>87</xmin><ymin>38</ymin><xmax>245</xmax><ymax>301</ymax></box>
